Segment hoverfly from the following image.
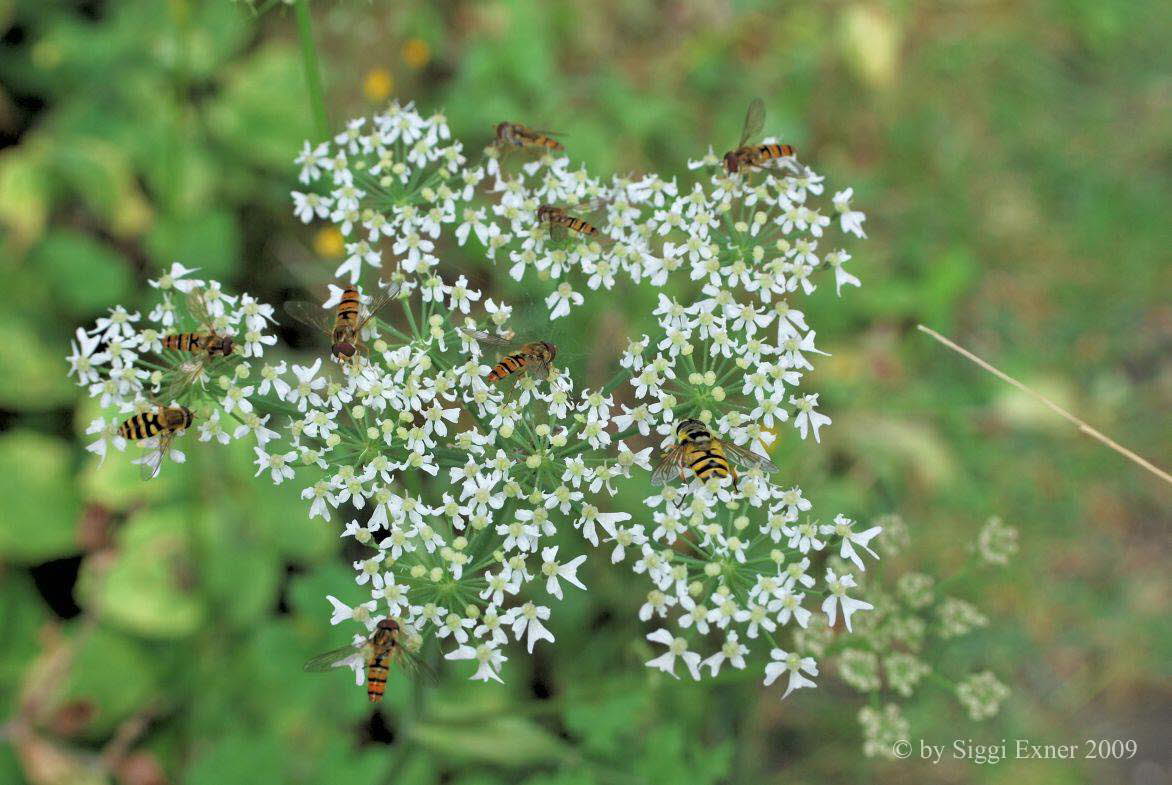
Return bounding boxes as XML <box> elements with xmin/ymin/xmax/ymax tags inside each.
<box><xmin>494</xmin><ymin>122</ymin><xmax>565</xmax><ymax>152</ymax></box>
<box><xmin>156</xmin><ymin>287</ymin><xmax>235</xmax><ymax>401</ymax></box>
<box><xmin>722</xmin><ymin>98</ymin><xmax>796</xmax><ymax>174</ymax></box>
<box><xmin>284</xmin><ymin>283</ymin><xmax>400</xmax><ymax>364</ymax></box>
<box><xmin>651</xmin><ymin>418</ymin><xmax>780</xmax><ymax>491</ymax></box>
<box><xmin>118</xmin><ymin>404</ymin><xmax>195</xmax><ymax>480</ymax></box>
<box><xmin>304</xmin><ymin>618</ymin><xmax>437</xmax><ymax>703</ymax></box>
<box><xmin>536</xmin><ymin>201</ymin><xmax>613</xmax><ymax>246</ymax></box>
<box><xmin>460</xmin><ymin>329</ymin><xmax>558</xmax><ymax>382</ymax></box>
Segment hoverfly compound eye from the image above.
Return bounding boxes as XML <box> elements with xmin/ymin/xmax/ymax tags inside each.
<box><xmin>335</xmin><ymin>343</ymin><xmax>356</xmax><ymax>358</ymax></box>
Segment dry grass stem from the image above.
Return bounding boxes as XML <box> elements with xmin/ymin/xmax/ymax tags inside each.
<box><xmin>917</xmin><ymin>324</ymin><xmax>1171</xmax><ymax>487</ymax></box>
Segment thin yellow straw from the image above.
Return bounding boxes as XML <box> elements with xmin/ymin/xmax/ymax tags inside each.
<box><xmin>917</xmin><ymin>324</ymin><xmax>1171</xmax><ymax>486</ymax></box>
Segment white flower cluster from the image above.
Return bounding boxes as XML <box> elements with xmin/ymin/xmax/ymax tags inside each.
<box><xmin>72</xmin><ymin>99</ymin><xmax>875</xmax><ymax>699</ymax></box>
<box><xmin>67</xmin><ymin>262</ymin><xmax>280</xmax><ymax>474</ymax></box>
<box><xmin>475</xmin><ymin>122</ymin><xmax>865</xmax><ymax>322</ymax></box>
<box><xmin>293</xmin><ymin>100</ymin><xmax>482</xmax><ymax>284</ymax></box>
<box><xmin>257</xmin><ymin>276</ymin><xmax>649</xmax><ymax>684</ymax></box>
<box><xmin>290</xmin><ymin>100</ymin><xmax>875</xmax><ymax>693</ymax></box>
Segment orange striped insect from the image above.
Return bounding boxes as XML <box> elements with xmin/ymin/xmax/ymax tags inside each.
<box><xmin>460</xmin><ymin>330</ymin><xmax>558</xmax><ymax>382</ymax></box>
<box><xmin>117</xmin><ymin>404</ymin><xmax>194</xmax><ymax>480</ymax></box>
<box><xmin>536</xmin><ymin>203</ymin><xmax>613</xmax><ymax>245</ymax></box>
<box><xmin>157</xmin><ymin>288</ymin><xmax>235</xmax><ymax>400</ymax></box>
<box><xmin>494</xmin><ymin>122</ymin><xmax>564</xmax><ymax>152</ymax></box>
<box><xmin>722</xmin><ymin>98</ymin><xmax>796</xmax><ymax>174</ymax></box>
<box><xmin>651</xmin><ymin>418</ymin><xmax>779</xmax><ymax>492</ymax></box>
<box><xmin>304</xmin><ymin>618</ymin><xmax>436</xmax><ymax>703</ymax></box>
<box><xmin>285</xmin><ymin>283</ymin><xmax>399</xmax><ymax>364</ymax></box>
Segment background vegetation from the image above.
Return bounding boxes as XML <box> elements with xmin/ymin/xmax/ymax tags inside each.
<box><xmin>0</xmin><ymin>1</ymin><xmax>1168</xmax><ymax>783</ymax></box>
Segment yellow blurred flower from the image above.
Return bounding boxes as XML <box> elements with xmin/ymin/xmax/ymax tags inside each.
<box><xmin>313</xmin><ymin>227</ymin><xmax>345</xmax><ymax>259</ymax></box>
<box><xmin>401</xmin><ymin>38</ymin><xmax>431</xmax><ymax>70</ymax></box>
<box><xmin>363</xmin><ymin>68</ymin><xmax>394</xmax><ymax>102</ymax></box>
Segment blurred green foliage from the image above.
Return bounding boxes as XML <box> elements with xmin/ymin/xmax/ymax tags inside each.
<box><xmin>0</xmin><ymin>1</ymin><xmax>1169</xmax><ymax>784</ymax></box>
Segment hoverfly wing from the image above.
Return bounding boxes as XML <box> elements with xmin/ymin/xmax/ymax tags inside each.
<box><xmin>185</xmin><ymin>287</ymin><xmax>218</xmax><ymax>333</ymax></box>
<box><xmin>459</xmin><ymin>328</ymin><xmax>515</xmax><ymax>348</ymax></box>
<box><xmin>524</xmin><ymin>351</ymin><xmax>552</xmax><ymax>381</ymax></box>
<box><xmin>355</xmin><ymin>282</ymin><xmax>402</xmax><ymax>332</ymax></box>
<box><xmin>139</xmin><ymin>429</ymin><xmax>178</xmax><ymax>482</ymax></box>
<box><xmin>157</xmin><ymin>360</ymin><xmax>205</xmax><ymax>403</ymax></box>
<box><xmin>395</xmin><ymin>646</ymin><xmax>439</xmax><ymax>686</ymax></box>
<box><xmin>303</xmin><ymin>642</ymin><xmax>368</xmax><ymax>673</ymax></box>
<box><xmin>739</xmin><ymin>97</ymin><xmax>765</xmax><ymax>149</ymax></box>
<box><xmin>284</xmin><ymin>300</ymin><xmax>336</xmax><ymax>335</ymax></box>
<box><xmin>577</xmin><ymin>196</ymin><xmax>613</xmax><ymax>214</ymax></box>
<box><xmin>650</xmin><ymin>445</ymin><xmax>687</xmax><ymax>487</ymax></box>
<box><xmin>722</xmin><ymin>441</ymin><xmax>780</xmax><ymax>474</ymax></box>
<box><xmin>546</xmin><ymin>221</ymin><xmax>567</xmax><ymax>243</ymax></box>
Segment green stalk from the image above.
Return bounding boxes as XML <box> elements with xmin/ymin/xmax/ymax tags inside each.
<box><xmin>293</xmin><ymin>0</ymin><xmax>329</xmax><ymax>140</ymax></box>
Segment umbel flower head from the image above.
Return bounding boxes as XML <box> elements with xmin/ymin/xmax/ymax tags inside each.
<box><xmin>290</xmin><ymin>98</ymin><xmax>872</xmax><ymax>692</ymax></box>
<box><xmin>68</xmin><ymin>262</ymin><xmax>280</xmax><ymax>478</ymax></box>
<box><xmin>72</xmin><ymin>98</ymin><xmax>873</xmax><ymax>699</ymax></box>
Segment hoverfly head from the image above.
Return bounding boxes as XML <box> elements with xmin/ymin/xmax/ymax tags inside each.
<box><xmin>332</xmin><ymin>342</ymin><xmax>357</xmax><ymax>359</ymax></box>
<box><xmin>219</xmin><ymin>335</ymin><xmax>235</xmax><ymax>356</ymax></box>
<box><xmin>543</xmin><ymin>341</ymin><xmax>558</xmax><ymax>361</ymax></box>
<box><xmin>722</xmin><ymin>151</ymin><xmax>740</xmax><ymax>174</ymax></box>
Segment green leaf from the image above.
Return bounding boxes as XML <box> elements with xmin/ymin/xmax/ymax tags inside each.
<box><xmin>75</xmin><ymin>506</ymin><xmax>206</xmax><ymax>638</ymax></box>
<box><xmin>145</xmin><ymin>209</ymin><xmax>241</xmax><ymax>279</ymax></box>
<box><xmin>62</xmin><ymin>624</ymin><xmax>164</xmax><ymax>738</ymax></box>
<box><xmin>205</xmin><ymin>44</ymin><xmax>315</xmax><ymax>172</ymax></box>
<box><xmin>192</xmin><ymin>504</ymin><xmax>281</xmax><ymax>628</ymax></box>
<box><xmin>30</xmin><ymin>229</ymin><xmax>134</xmax><ymax>313</ymax></box>
<box><xmin>407</xmin><ymin>716</ymin><xmax>574</xmax><ymax>767</ymax></box>
<box><xmin>0</xmin><ymin>573</ymin><xmax>48</xmax><ymax>720</ymax></box>
<box><xmin>50</xmin><ymin>137</ymin><xmax>153</xmax><ymax>238</ymax></box>
<box><xmin>0</xmin><ymin>312</ymin><xmax>76</xmax><ymax>410</ymax></box>
<box><xmin>0</xmin><ymin>146</ymin><xmax>52</xmax><ymax>249</ymax></box>
<box><xmin>0</xmin><ymin>430</ymin><xmax>80</xmax><ymax>561</ymax></box>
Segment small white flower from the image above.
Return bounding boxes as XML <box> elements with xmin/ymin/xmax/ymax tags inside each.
<box><xmin>644</xmin><ymin>628</ymin><xmax>702</xmax><ymax>680</ymax></box>
<box><xmin>763</xmin><ymin>648</ymin><xmax>818</xmax><ymax>698</ymax></box>
<box><xmin>821</xmin><ymin>569</ymin><xmax>873</xmax><ymax>632</ymax></box>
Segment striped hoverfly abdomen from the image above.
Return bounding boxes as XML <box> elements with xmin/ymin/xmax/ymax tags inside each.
<box><xmin>494</xmin><ymin>122</ymin><xmax>564</xmax><ymax>151</ymax></box>
<box><xmin>651</xmin><ymin>417</ymin><xmax>781</xmax><ymax>493</ymax></box>
<box><xmin>117</xmin><ymin>404</ymin><xmax>195</xmax><ymax>480</ymax></box>
<box><xmin>460</xmin><ymin>330</ymin><xmax>558</xmax><ymax>383</ymax></box>
<box><xmin>304</xmin><ymin>617</ymin><xmax>437</xmax><ymax>703</ymax></box>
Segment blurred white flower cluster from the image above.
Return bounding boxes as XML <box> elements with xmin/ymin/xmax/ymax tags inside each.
<box><xmin>837</xmin><ymin>514</ymin><xmax>1018</xmax><ymax>757</ymax></box>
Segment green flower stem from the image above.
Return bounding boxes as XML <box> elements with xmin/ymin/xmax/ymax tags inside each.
<box><xmin>600</xmin><ymin>366</ymin><xmax>634</xmax><ymax>396</ymax></box>
<box><xmin>292</xmin><ymin>0</ymin><xmax>329</xmax><ymax>141</ymax></box>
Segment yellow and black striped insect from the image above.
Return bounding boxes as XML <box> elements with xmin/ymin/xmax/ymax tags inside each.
<box><xmin>651</xmin><ymin>418</ymin><xmax>779</xmax><ymax>491</ymax></box>
<box><xmin>117</xmin><ymin>404</ymin><xmax>194</xmax><ymax>480</ymax></box>
<box><xmin>494</xmin><ymin>122</ymin><xmax>565</xmax><ymax>152</ymax></box>
<box><xmin>285</xmin><ymin>282</ymin><xmax>399</xmax><ymax>364</ymax></box>
<box><xmin>461</xmin><ymin>330</ymin><xmax>558</xmax><ymax>382</ymax></box>
<box><xmin>304</xmin><ymin>618</ymin><xmax>436</xmax><ymax>703</ymax></box>
<box><xmin>536</xmin><ymin>203</ymin><xmax>613</xmax><ymax>245</ymax></box>
<box><xmin>156</xmin><ymin>288</ymin><xmax>235</xmax><ymax>400</ymax></box>
<box><xmin>722</xmin><ymin>98</ymin><xmax>796</xmax><ymax>174</ymax></box>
